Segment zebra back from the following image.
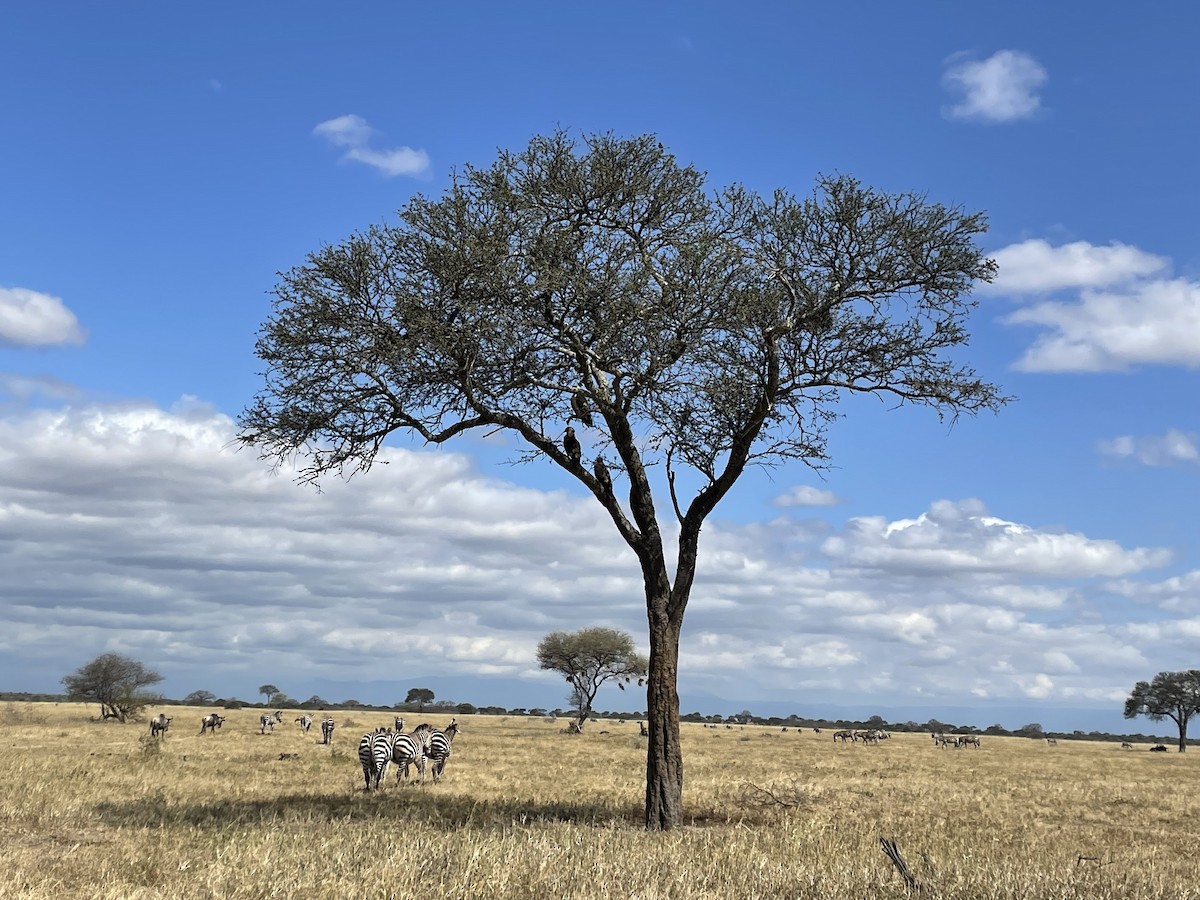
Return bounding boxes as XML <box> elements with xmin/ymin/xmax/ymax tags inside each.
<box><xmin>427</xmin><ymin>721</ymin><xmax>460</xmax><ymax>781</ymax></box>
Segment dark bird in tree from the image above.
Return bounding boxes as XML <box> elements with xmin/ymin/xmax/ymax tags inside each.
<box><xmin>563</xmin><ymin>426</ymin><xmax>582</xmax><ymax>466</ymax></box>
<box><xmin>571</xmin><ymin>393</ymin><xmax>594</xmax><ymax>428</ymax></box>
<box><xmin>593</xmin><ymin>456</ymin><xmax>612</xmax><ymax>494</ymax></box>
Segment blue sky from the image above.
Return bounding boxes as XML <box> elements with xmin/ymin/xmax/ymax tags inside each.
<box><xmin>2</xmin><ymin>3</ymin><xmax>1198</xmax><ymax>734</ymax></box>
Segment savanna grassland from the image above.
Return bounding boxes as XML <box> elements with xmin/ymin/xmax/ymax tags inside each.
<box><xmin>1</xmin><ymin>703</ymin><xmax>1197</xmax><ymax>900</ymax></box>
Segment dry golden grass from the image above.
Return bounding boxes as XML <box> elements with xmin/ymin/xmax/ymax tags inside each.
<box><xmin>1</xmin><ymin>702</ymin><xmax>1197</xmax><ymax>899</ymax></box>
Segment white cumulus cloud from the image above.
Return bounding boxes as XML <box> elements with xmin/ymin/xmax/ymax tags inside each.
<box><xmin>943</xmin><ymin>50</ymin><xmax>1047</xmax><ymax>123</ymax></box>
<box><xmin>313</xmin><ymin>114</ymin><xmax>430</xmax><ymax>177</ymax></box>
<box><xmin>822</xmin><ymin>498</ymin><xmax>1169</xmax><ymax>578</ymax></box>
<box><xmin>986</xmin><ymin>240</ymin><xmax>1168</xmax><ymax>294</ymax></box>
<box><xmin>0</xmin><ymin>286</ymin><xmax>86</xmax><ymax>348</ymax></box>
<box><xmin>986</xmin><ymin>239</ymin><xmax>1200</xmax><ymax>372</ymax></box>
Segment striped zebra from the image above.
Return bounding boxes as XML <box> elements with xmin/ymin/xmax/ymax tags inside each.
<box><xmin>426</xmin><ymin>720</ymin><xmax>460</xmax><ymax>782</ymax></box>
<box><xmin>199</xmin><ymin>713</ymin><xmax>225</xmax><ymax>735</ymax></box>
<box><xmin>321</xmin><ymin>718</ymin><xmax>335</xmax><ymax>745</ymax></box>
<box><xmin>957</xmin><ymin>735</ymin><xmax>980</xmax><ymax>749</ymax></box>
<box><xmin>392</xmin><ymin>723</ymin><xmax>434</xmax><ymax>784</ymax></box>
<box><xmin>832</xmin><ymin>729</ymin><xmax>853</xmax><ymax>743</ymax></box>
<box><xmin>149</xmin><ymin>713</ymin><xmax>172</xmax><ymax>739</ymax></box>
<box><xmin>358</xmin><ymin>728</ymin><xmax>392</xmax><ymax>791</ymax></box>
<box><xmin>260</xmin><ymin>710</ymin><xmax>283</xmax><ymax>734</ymax></box>
<box><xmin>394</xmin><ymin>716</ymin><xmax>405</xmax><ymax>732</ymax></box>
<box><xmin>295</xmin><ymin>714</ymin><xmax>313</xmax><ymax>733</ymax></box>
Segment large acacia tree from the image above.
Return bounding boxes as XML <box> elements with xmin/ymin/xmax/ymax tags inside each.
<box><xmin>1124</xmin><ymin>670</ymin><xmax>1200</xmax><ymax>752</ymax></box>
<box><xmin>239</xmin><ymin>131</ymin><xmax>1005</xmax><ymax>829</ymax></box>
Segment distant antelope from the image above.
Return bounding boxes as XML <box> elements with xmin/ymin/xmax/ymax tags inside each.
<box><xmin>1046</xmin><ymin>738</ymin><xmax>1057</xmax><ymax>746</ymax></box>
<box><xmin>1120</xmin><ymin>742</ymin><xmax>1134</xmax><ymax>750</ymax></box>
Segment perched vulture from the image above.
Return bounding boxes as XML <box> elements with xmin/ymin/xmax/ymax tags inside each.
<box><xmin>570</xmin><ymin>393</ymin><xmax>594</xmax><ymax>428</ymax></box>
<box><xmin>563</xmin><ymin>427</ymin><xmax>582</xmax><ymax>465</ymax></box>
<box><xmin>593</xmin><ymin>456</ymin><xmax>612</xmax><ymax>493</ymax></box>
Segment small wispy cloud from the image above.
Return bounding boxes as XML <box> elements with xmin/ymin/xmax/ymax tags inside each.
<box><xmin>943</xmin><ymin>50</ymin><xmax>1047</xmax><ymax>123</ymax></box>
<box><xmin>1098</xmin><ymin>430</ymin><xmax>1200</xmax><ymax>468</ymax></box>
<box><xmin>313</xmin><ymin>114</ymin><xmax>430</xmax><ymax>178</ymax></box>
<box><xmin>0</xmin><ymin>286</ymin><xmax>86</xmax><ymax>348</ymax></box>
<box><xmin>774</xmin><ymin>485</ymin><xmax>840</xmax><ymax>507</ymax></box>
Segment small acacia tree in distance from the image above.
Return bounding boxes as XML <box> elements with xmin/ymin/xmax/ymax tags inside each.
<box><xmin>62</xmin><ymin>652</ymin><xmax>164</xmax><ymax>723</ymax></box>
<box><xmin>1124</xmin><ymin>670</ymin><xmax>1200</xmax><ymax>752</ymax></box>
<box><xmin>240</xmin><ymin>131</ymin><xmax>1006</xmax><ymax>828</ymax></box>
<box><xmin>182</xmin><ymin>690</ymin><xmax>216</xmax><ymax>706</ymax></box>
<box><xmin>406</xmin><ymin>687</ymin><xmax>435</xmax><ymax>711</ymax></box>
<box><xmin>258</xmin><ymin>684</ymin><xmax>279</xmax><ymax>706</ymax></box>
<box><xmin>538</xmin><ymin>627</ymin><xmax>648</xmax><ymax>733</ymax></box>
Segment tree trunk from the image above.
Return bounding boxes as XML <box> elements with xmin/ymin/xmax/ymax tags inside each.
<box><xmin>645</xmin><ymin>607</ymin><xmax>683</xmax><ymax>829</ymax></box>
<box><xmin>1178</xmin><ymin>719</ymin><xmax>1188</xmax><ymax>752</ymax></box>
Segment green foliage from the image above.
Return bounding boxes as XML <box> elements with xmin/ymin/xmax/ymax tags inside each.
<box><xmin>1124</xmin><ymin>670</ymin><xmax>1200</xmax><ymax>751</ymax></box>
<box><xmin>406</xmin><ymin>688</ymin><xmax>435</xmax><ymax>710</ymax></box>
<box><xmin>239</xmin><ymin>130</ymin><xmax>1006</xmax><ymax>829</ymax></box>
<box><xmin>537</xmin><ymin>627</ymin><xmax>648</xmax><ymax>732</ymax></box>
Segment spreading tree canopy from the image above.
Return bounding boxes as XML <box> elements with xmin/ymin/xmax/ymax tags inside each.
<box><xmin>538</xmin><ymin>627</ymin><xmax>648</xmax><ymax>732</ymax></box>
<box><xmin>239</xmin><ymin>131</ymin><xmax>1006</xmax><ymax>829</ymax></box>
<box><xmin>62</xmin><ymin>652</ymin><xmax>164</xmax><ymax>723</ymax></box>
<box><xmin>406</xmin><ymin>687</ymin><xmax>436</xmax><ymax>711</ymax></box>
<box><xmin>1124</xmin><ymin>670</ymin><xmax>1200</xmax><ymax>752</ymax></box>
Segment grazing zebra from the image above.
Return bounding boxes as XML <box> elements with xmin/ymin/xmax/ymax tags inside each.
<box><xmin>199</xmin><ymin>713</ymin><xmax>225</xmax><ymax>735</ymax></box>
<box><xmin>321</xmin><ymin>717</ymin><xmax>335</xmax><ymax>745</ymax></box>
<box><xmin>149</xmin><ymin>714</ymin><xmax>172</xmax><ymax>739</ymax></box>
<box><xmin>426</xmin><ymin>720</ymin><xmax>460</xmax><ymax>782</ymax></box>
<box><xmin>394</xmin><ymin>716</ymin><xmax>405</xmax><ymax>732</ymax></box>
<box><xmin>832</xmin><ymin>729</ymin><xmax>854</xmax><ymax>743</ymax></box>
<box><xmin>392</xmin><ymin>724</ymin><xmax>433</xmax><ymax>784</ymax></box>
<box><xmin>295</xmin><ymin>714</ymin><xmax>313</xmax><ymax>733</ymax></box>
<box><xmin>958</xmin><ymin>735</ymin><xmax>980</xmax><ymax>749</ymax></box>
<box><xmin>1046</xmin><ymin>737</ymin><xmax>1057</xmax><ymax>746</ymax></box>
<box><xmin>260</xmin><ymin>710</ymin><xmax>283</xmax><ymax>735</ymax></box>
<box><xmin>358</xmin><ymin>728</ymin><xmax>394</xmax><ymax>791</ymax></box>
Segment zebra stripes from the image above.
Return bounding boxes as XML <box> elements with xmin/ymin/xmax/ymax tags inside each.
<box><xmin>149</xmin><ymin>714</ymin><xmax>172</xmax><ymax>739</ymax></box>
<box><xmin>260</xmin><ymin>710</ymin><xmax>284</xmax><ymax>734</ymax></box>
<box><xmin>321</xmin><ymin>717</ymin><xmax>335</xmax><ymax>745</ymax></box>
<box><xmin>358</xmin><ymin>728</ymin><xmax>392</xmax><ymax>791</ymax></box>
<box><xmin>295</xmin><ymin>714</ymin><xmax>313</xmax><ymax>733</ymax></box>
<box><xmin>426</xmin><ymin>720</ymin><xmax>460</xmax><ymax>782</ymax></box>
<box><xmin>392</xmin><ymin>724</ymin><xmax>433</xmax><ymax>784</ymax></box>
<box><xmin>199</xmin><ymin>713</ymin><xmax>225</xmax><ymax>735</ymax></box>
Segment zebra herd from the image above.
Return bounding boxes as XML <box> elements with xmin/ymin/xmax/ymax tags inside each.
<box><xmin>358</xmin><ymin>718</ymin><xmax>461</xmax><ymax>791</ymax></box>
<box><xmin>832</xmin><ymin>729</ymin><xmax>890</xmax><ymax>743</ymax></box>
<box><xmin>932</xmin><ymin>732</ymin><xmax>981</xmax><ymax>749</ymax></box>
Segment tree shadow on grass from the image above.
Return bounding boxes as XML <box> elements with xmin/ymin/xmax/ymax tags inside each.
<box><xmin>91</xmin><ymin>789</ymin><xmax>743</xmax><ymax>831</ymax></box>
